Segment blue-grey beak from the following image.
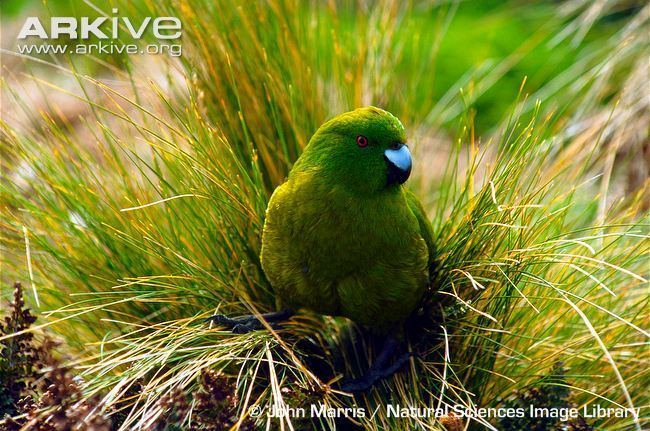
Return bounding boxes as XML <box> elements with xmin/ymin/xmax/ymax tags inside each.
<box><xmin>384</xmin><ymin>144</ymin><xmax>412</xmax><ymax>185</ymax></box>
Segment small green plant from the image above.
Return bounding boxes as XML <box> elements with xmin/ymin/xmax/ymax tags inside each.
<box><xmin>0</xmin><ymin>283</ymin><xmax>112</xmax><ymax>430</ymax></box>
<box><xmin>1</xmin><ymin>283</ymin><xmax>38</xmax><ymax>418</ymax></box>
<box><xmin>149</xmin><ymin>369</ymin><xmax>255</xmax><ymax>431</ymax></box>
<box><xmin>498</xmin><ymin>363</ymin><xmax>593</xmax><ymax>431</ymax></box>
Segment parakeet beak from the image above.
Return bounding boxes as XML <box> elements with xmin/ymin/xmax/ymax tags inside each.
<box><xmin>384</xmin><ymin>144</ymin><xmax>412</xmax><ymax>185</ymax></box>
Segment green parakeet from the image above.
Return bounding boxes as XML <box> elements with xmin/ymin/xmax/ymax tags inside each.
<box><xmin>261</xmin><ymin>106</ymin><xmax>433</xmax><ymax>333</ymax></box>
<box><xmin>208</xmin><ymin>106</ymin><xmax>434</xmax><ymax>391</ymax></box>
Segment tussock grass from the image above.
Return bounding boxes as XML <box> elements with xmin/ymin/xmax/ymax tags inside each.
<box><xmin>1</xmin><ymin>0</ymin><xmax>648</xmax><ymax>429</ymax></box>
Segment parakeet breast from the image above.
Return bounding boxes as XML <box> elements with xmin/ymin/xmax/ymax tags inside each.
<box><xmin>260</xmin><ymin>171</ymin><xmax>429</xmax><ymax>332</ymax></box>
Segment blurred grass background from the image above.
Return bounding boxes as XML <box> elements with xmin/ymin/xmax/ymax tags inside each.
<box><xmin>1</xmin><ymin>0</ymin><xmax>648</xmax><ymax>430</ymax></box>
<box><xmin>2</xmin><ymin>0</ymin><xmax>641</xmax><ymax>133</ymax></box>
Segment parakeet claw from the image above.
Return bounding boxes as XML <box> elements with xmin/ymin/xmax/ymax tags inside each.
<box><xmin>204</xmin><ymin>314</ymin><xmax>240</xmax><ymax>326</ymax></box>
<box><xmin>232</xmin><ymin>322</ymin><xmax>259</xmax><ymax>334</ymax></box>
<box><xmin>340</xmin><ymin>351</ymin><xmax>415</xmax><ymax>392</ymax></box>
<box><xmin>204</xmin><ymin>309</ymin><xmax>293</xmax><ymax>333</ymax></box>
<box><xmin>340</xmin><ymin>337</ymin><xmax>416</xmax><ymax>393</ymax></box>
<box><xmin>340</xmin><ymin>376</ymin><xmax>373</xmax><ymax>393</ymax></box>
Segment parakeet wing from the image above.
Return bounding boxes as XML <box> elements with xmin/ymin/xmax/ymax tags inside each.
<box><xmin>405</xmin><ymin>189</ymin><xmax>435</xmax><ymax>264</ymax></box>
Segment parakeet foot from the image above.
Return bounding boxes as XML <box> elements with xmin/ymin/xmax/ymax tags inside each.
<box><xmin>205</xmin><ymin>309</ymin><xmax>293</xmax><ymax>333</ymax></box>
<box><xmin>340</xmin><ymin>337</ymin><xmax>415</xmax><ymax>393</ymax></box>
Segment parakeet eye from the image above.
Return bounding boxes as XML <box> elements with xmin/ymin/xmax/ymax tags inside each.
<box><xmin>356</xmin><ymin>135</ymin><xmax>369</xmax><ymax>148</ymax></box>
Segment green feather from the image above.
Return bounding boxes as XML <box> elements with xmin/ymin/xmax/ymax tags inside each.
<box><xmin>260</xmin><ymin>107</ymin><xmax>433</xmax><ymax>334</ymax></box>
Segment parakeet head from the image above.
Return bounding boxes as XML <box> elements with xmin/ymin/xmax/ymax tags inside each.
<box><xmin>294</xmin><ymin>106</ymin><xmax>411</xmax><ymax>196</ymax></box>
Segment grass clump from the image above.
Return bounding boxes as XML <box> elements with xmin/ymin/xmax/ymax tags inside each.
<box><xmin>1</xmin><ymin>0</ymin><xmax>648</xmax><ymax>430</ymax></box>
